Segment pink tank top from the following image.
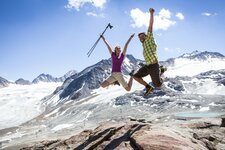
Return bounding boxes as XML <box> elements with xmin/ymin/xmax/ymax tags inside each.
<box><xmin>111</xmin><ymin>52</ymin><xmax>124</xmax><ymax>72</ymax></box>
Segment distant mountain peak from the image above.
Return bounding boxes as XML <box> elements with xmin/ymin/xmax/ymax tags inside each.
<box><xmin>179</xmin><ymin>50</ymin><xmax>224</xmax><ymax>60</ymax></box>
<box><xmin>64</xmin><ymin>70</ymin><xmax>77</xmax><ymax>78</ymax></box>
<box><xmin>180</xmin><ymin>50</ymin><xmax>201</xmax><ymax>58</ymax></box>
<box><xmin>15</xmin><ymin>78</ymin><xmax>31</xmax><ymax>85</ymax></box>
<box><xmin>32</xmin><ymin>73</ymin><xmax>62</xmax><ymax>84</ymax></box>
<box><xmin>0</xmin><ymin>76</ymin><xmax>10</xmax><ymax>88</ymax></box>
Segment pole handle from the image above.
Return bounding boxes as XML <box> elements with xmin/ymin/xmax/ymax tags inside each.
<box><xmin>87</xmin><ymin>23</ymin><xmax>113</xmax><ymax>57</ymax></box>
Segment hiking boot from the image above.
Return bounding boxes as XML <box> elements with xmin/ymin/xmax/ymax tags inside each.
<box><xmin>139</xmin><ymin>62</ymin><xmax>145</xmax><ymax>67</ymax></box>
<box><xmin>113</xmin><ymin>81</ymin><xmax>120</xmax><ymax>86</ymax></box>
<box><xmin>160</xmin><ymin>65</ymin><xmax>167</xmax><ymax>76</ymax></box>
<box><xmin>144</xmin><ymin>84</ymin><xmax>154</xmax><ymax>96</ymax></box>
<box><xmin>129</xmin><ymin>70</ymin><xmax>135</xmax><ymax>76</ymax></box>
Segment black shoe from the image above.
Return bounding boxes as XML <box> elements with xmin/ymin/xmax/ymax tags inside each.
<box><xmin>113</xmin><ymin>81</ymin><xmax>120</xmax><ymax>86</ymax></box>
<box><xmin>139</xmin><ymin>62</ymin><xmax>145</xmax><ymax>67</ymax></box>
<box><xmin>144</xmin><ymin>84</ymin><xmax>154</xmax><ymax>96</ymax></box>
<box><xmin>160</xmin><ymin>65</ymin><xmax>167</xmax><ymax>76</ymax></box>
<box><xmin>129</xmin><ymin>70</ymin><xmax>135</xmax><ymax>76</ymax></box>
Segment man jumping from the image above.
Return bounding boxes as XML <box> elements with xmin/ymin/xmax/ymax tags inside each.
<box><xmin>133</xmin><ymin>8</ymin><xmax>166</xmax><ymax>96</ymax></box>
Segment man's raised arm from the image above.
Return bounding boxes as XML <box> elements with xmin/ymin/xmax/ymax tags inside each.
<box><xmin>148</xmin><ymin>8</ymin><xmax>155</xmax><ymax>33</ymax></box>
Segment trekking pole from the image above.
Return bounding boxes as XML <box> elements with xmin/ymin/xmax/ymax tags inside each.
<box><xmin>87</xmin><ymin>23</ymin><xmax>113</xmax><ymax>57</ymax></box>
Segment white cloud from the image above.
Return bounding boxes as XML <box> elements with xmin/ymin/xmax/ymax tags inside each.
<box><xmin>202</xmin><ymin>12</ymin><xmax>211</xmax><ymax>16</ymax></box>
<box><xmin>157</xmin><ymin>33</ymin><xmax>162</xmax><ymax>36</ymax></box>
<box><xmin>87</xmin><ymin>12</ymin><xmax>98</xmax><ymax>17</ymax></box>
<box><xmin>164</xmin><ymin>47</ymin><xmax>181</xmax><ymax>53</ymax></box>
<box><xmin>158</xmin><ymin>8</ymin><xmax>171</xmax><ymax>18</ymax></box>
<box><xmin>130</xmin><ymin>8</ymin><xmax>178</xmax><ymax>31</ymax></box>
<box><xmin>66</xmin><ymin>0</ymin><xmax>107</xmax><ymax>11</ymax></box>
<box><xmin>176</xmin><ymin>12</ymin><xmax>184</xmax><ymax>20</ymax></box>
<box><xmin>164</xmin><ymin>47</ymin><xmax>169</xmax><ymax>52</ymax></box>
<box><xmin>86</xmin><ymin>12</ymin><xmax>105</xmax><ymax>18</ymax></box>
<box><xmin>130</xmin><ymin>8</ymin><xmax>149</xmax><ymax>28</ymax></box>
<box><xmin>202</xmin><ymin>12</ymin><xmax>217</xmax><ymax>17</ymax></box>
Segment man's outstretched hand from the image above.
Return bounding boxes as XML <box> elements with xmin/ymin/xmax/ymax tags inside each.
<box><xmin>149</xmin><ymin>8</ymin><xmax>155</xmax><ymax>14</ymax></box>
<box><xmin>130</xmin><ymin>33</ymin><xmax>135</xmax><ymax>38</ymax></box>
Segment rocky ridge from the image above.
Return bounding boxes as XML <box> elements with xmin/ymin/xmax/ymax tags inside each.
<box><xmin>20</xmin><ymin>118</ymin><xmax>225</xmax><ymax>150</ymax></box>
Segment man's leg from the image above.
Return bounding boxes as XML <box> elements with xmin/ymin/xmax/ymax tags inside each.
<box><xmin>149</xmin><ymin>63</ymin><xmax>163</xmax><ymax>88</ymax></box>
<box><xmin>159</xmin><ymin>65</ymin><xmax>167</xmax><ymax>76</ymax></box>
<box><xmin>133</xmin><ymin>65</ymin><xmax>149</xmax><ymax>87</ymax></box>
<box><xmin>133</xmin><ymin>65</ymin><xmax>154</xmax><ymax>95</ymax></box>
<box><xmin>133</xmin><ymin>76</ymin><xmax>148</xmax><ymax>87</ymax></box>
<box><xmin>133</xmin><ymin>76</ymin><xmax>154</xmax><ymax>96</ymax></box>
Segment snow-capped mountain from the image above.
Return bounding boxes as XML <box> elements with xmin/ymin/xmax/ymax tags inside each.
<box><xmin>163</xmin><ymin>50</ymin><xmax>225</xmax><ymax>77</ymax></box>
<box><xmin>15</xmin><ymin>78</ymin><xmax>31</xmax><ymax>85</ymax></box>
<box><xmin>0</xmin><ymin>83</ymin><xmax>61</xmax><ymax>130</ymax></box>
<box><xmin>32</xmin><ymin>73</ymin><xmax>63</xmax><ymax>84</ymax></box>
<box><xmin>0</xmin><ymin>70</ymin><xmax>76</xmax><ymax>88</ymax></box>
<box><xmin>179</xmin><ymin>50</ymin><xmax>224</xmax><ymax>60</ymax></box>
<box><xmin>43</xmin><ymin>54</ymin><xmax>140</xmax><ymax>107</ymax></box>
<box><xmin>63</xmin><ymin>70</ymin><xmax>77</xmax><ymax>79</ymax></box>
<box><xmin>1</xmin><ymin>51</ymin><xmax>225</xmax><ymax>149</ymax></box>
<box><xmin>0</xmin><ymin>76</ymin><xmax>10</xmax><ymax>88</ymax></box>
<box><xmin>43</xmin><ymin>51</ymin><xmax>225</xmax><ymax>106</ymax></box>
<box><xmin>32</xmin><ymin>71</ymin><xmax>77</xmax><ymax>84</ymax></box>
<box><xmin>54</xmin><ymin>70</ymin><xmax>78</xmax><ymax>83</ymax></box>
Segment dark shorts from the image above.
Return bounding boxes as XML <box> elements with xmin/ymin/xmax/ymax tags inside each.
<box><xmin>133</xmin><ymin>63</ymin><xmax>162</xmax><ymax>87</ymax></box>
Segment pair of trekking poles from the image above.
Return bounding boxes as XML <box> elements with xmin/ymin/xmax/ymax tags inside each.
<box><xmin>87</xmin><ymin>23</ymin><xmax>113</xmax><ymax>57</ymax></box>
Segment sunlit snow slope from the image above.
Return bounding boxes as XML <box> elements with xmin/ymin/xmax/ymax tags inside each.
<box><xmin>0</xmin><ymin>83</ymin><xmax>61</xmax><ymax>129</ymax></box>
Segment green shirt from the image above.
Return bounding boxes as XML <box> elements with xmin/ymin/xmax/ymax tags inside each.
<box><xmin>143</xmin><ymin>32</ymin><xmax>158</xmax><ymax>65</ymax></box>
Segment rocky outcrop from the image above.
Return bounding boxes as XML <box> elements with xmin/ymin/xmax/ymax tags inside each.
<box><xmin>21</xmin><ymin>120</ymin><xmax>209</xmax><ymax>150</ymax></box>
<box><xmin>186</xmin><ymin>119</ymin><xmax>225</xmax><ymax>150</ymax></box>
<box><xmin>221</xmin><ymin>118</ymin><xmax>225</xmax><ymax>127</ymax></box>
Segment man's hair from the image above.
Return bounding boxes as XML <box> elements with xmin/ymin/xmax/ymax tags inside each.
<box><xmin>138</xmin><ymin>32</ymin><xmax>146</xmax><ymax>37</ymax></box>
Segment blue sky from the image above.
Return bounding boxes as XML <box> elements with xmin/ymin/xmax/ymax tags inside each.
<box><xmin>1</xmin><ymin>0</ymin><xmax>225</xmax><ymax>81</ymax></box>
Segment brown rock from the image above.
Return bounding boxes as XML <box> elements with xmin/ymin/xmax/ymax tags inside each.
<box><xmin>221</xmin><ymin>118</ymin><xmax>225</xmax><ymax>127</ymax></box>
<box><xmin>131</xmin><ymin>125</ymin><xmax>207</xmax><ymax>150</ymax></box>
<box><xmin>201</xmin><ymin>139</ymin><xmax>216</xmax><ymax>150</ymax></box>
<box><xmin>21</xmin><ymin>121</ymin><xmax>209</xmax><ymax>150</ymax></box>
